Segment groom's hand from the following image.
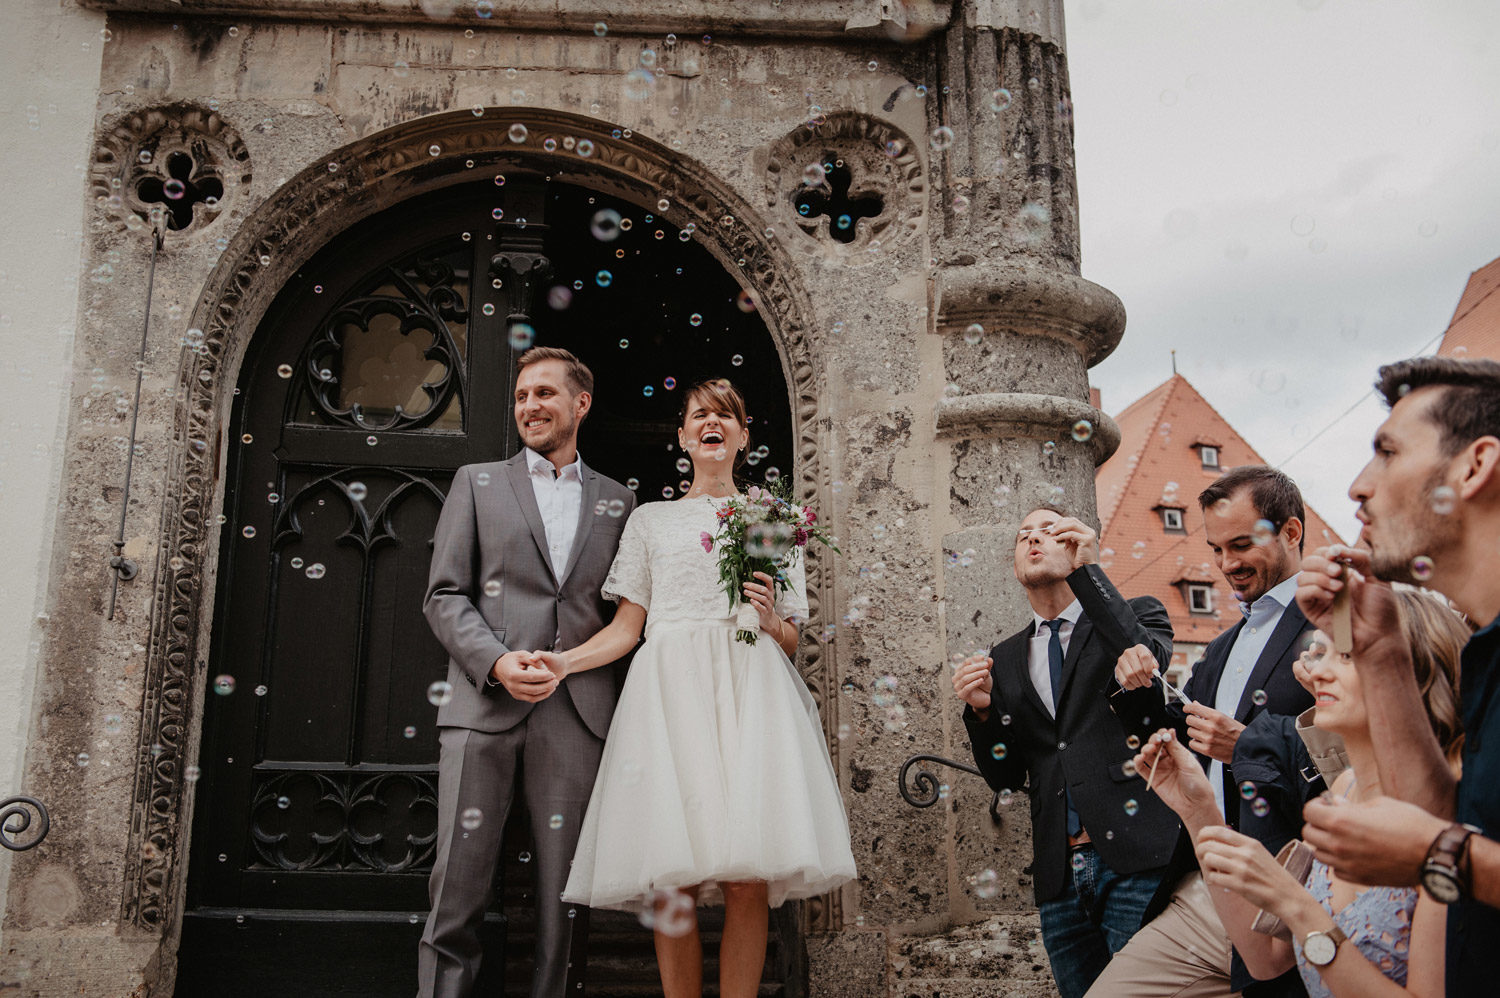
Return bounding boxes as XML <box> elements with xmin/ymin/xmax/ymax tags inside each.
<box><xmin>491</xmin><ymin>650</ymin><xmax>558</xmax><ymax>702</ymax></box>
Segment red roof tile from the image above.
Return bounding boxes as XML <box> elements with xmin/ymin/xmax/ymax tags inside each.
<box><xmin>1437</xmin><ymin>255</ymin><xmax>1500</xmax><ymax>360</ymax></box>
<box><xmin>1094</xmin><ymin>374</ymin><xmax>1346</xmax><ymax>651</ymax></box>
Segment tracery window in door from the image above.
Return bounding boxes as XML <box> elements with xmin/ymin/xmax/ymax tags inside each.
<box><xmin>293</xmin><ymin>248</ymin><xmax>470</xmax><ymax>432</ymax></box>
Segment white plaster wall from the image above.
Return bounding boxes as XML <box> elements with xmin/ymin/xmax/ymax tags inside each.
<box><xmin>0</xmin><ymin>0</ymin><xmax>104</xmax><ymax>929</ymax></box>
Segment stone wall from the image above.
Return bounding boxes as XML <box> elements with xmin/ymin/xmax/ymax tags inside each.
<box><xmin>3</xmin><ymin>3</ymin><xmax>1125</xmax><ymax>995</ymax></box>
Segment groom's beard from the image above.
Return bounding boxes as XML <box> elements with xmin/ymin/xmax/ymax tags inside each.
<box><xmin>519</xmin><ymin>409</ymin><xmax>579</xmax><ymax>459</ymax></box>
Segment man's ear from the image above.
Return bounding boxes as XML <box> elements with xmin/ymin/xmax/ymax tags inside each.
<box><xmin>1455</xmin><ymin>436</ymin><xmax>1500</xmax><ymax>501</ymax></box>
<box><xmin>1280</xmin><ymin>515</ymin><xmax>1304</xmax><ymax>550</ymax></box>
<box><xmin>574</xmin><ymin>389</ymin><xmax>593</xmax><ymax>421</ymax></box>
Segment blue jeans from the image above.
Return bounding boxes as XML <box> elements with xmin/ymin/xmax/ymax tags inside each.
<box><xmin>1037</xmin><ymin>845</ymin><xmax>1165</xmax><ymax>998</ymax></box>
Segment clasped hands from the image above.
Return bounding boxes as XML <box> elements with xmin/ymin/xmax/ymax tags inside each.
<box><xmin>490</xmin><ymin>648</ymin><xmax>570</xmax><ymax>702</ymax></box>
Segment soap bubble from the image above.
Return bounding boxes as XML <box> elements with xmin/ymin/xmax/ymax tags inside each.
<box><xmin>624</xmin><ymin>68</ymin><xmax>656</xmax><ymax>101</ymax></box>
<box><xmin>1251</xmin><ymin>689</ymin><xmax>1267</xmax><ymax>706</ymax></box>
<box><xmin>871</xmin><ymin>674</ymin><xmax>899</xmax><ymax>708</ymax></box>
<box><xmin>507</xmin><ymin>123</ymin><xmax>528</xmax><ymax>144</ymax></box>
<box><xmin>242</xmin><ymin>526</ymin><xmax>257</xmax><ymax>538</ymax></box>
<box><xmin>404</xmin><ymin>725</ymin><xmax>417</xmax><ymax>739</ymax></box>
<box><xmin>484</xmin><ymin>579</ymin><xmax>502</xmax><ymax>597</ymax></box>
<box><xmin>1042</xmin><ymin>441</ymin><xmax>1056</xmax><ymax>456</ymax></box>
<box><xmin>547</xmin><ymin>286</ymin><xmax>573</xmax><ymax>310</ymax></box>
<box><xmin>1071</xmin><ymin>420</ymin><xmax>1093</xmax><ymax>442</ymax></box>
<box><xmin>1125</xmin><ymin>734</ymin><xmax>1140</xmax><ymax>750</ymax></box>
<box><xmin>427</xmin><ymin>681</ymin><xmax>454</xmax><ymax>707</ymax></box>
<box><xmin>76</xmin><ymin>752</ymin><xmax>90</xmax><ymax>768</ymax></box>
<box><xmin>508</xmin><ymin>323</ymin><xmax>536</xmax><ymax>350</ymax></box>
<box><xmin>1411</xmin><ymin>555</ymin><xmax>1434</xmax><ymax>581</ymax></box>
<box><xmin>213</xmin><ymin>674</ymin><xmax>236</xmax><ymax>695</ymax></box>
<box><xmin>548</xmin><ymin>813</ymin><xmax>564</xmax><ymax>830</ymax></box>
<box><xmin>1123</xmin><ymin>798</ymin><xmax>1139</xmax><ymax>816</ymax></box>
<box><xmin>305</xmin><ymin>563</ymin><xmax>326</xmax><ymax>580</ymax></box>
<box><xmin>998</xmin><ymin>788</ymin><xmax>1014</xmax><ymax>806</ymax></box>
<box><xmin>590</xmin><ymin>208</ymin><xmax>622</xmax><ymax>241</ymax></box>
<box><xmin>596</xmin><ymin>270</ymin><xmax>613</xmax><ymax>287</ymax></box>
<box><xmin>1071</xmin><ymin>852</ymin><xmax>1087</xmax><ymax>871</ymax></box>
<box><xmin>990</xmin><ymin>743</ymin><xmax>1007</xmax><ymax>761</ymax></box>
<box><xmin>1251</xmin><ymin>797</ymin><xmax>1270</xmax><ymax>818</ymax></box>
<box><xmin>276</xmin><ymin>364</ymin><xmax>294</xmax><ymax>378</ymax></box>
<box><xmin>642</xmin><ymin>887</ymin><xmax>695</xmax><ymax>937</ymax></box>
<box><xmin>348</xmin><ymin>481</ymin><xmax>368</xmax><ymax>501</ymax></box>
<box><xmin>963</xmin><ymin>323</ymin><xmax>984</xmax><ymax>344</ymax></box>
<box><xmin>731</xmin><ymin>354</ymin><xmax>743</xmax><ymax>366</ymax></box>
<box><xmin>1240</xmin><ymin>780</ymin><xmax>1258</xmax><ymax>800</ymax></box>
<box><xmin>1431</xmin><ymin>486</ymin><xmax>1456</xmax><ymax>515</ymax></box>
<box><xmin>972</xmin><ymin>868</ymin><xmax>1000</xmax><ymax>899</ymax></box>
<box><xmin>460</xmin><ymin>807</ymin><xmax>483</xmax><ymax>830</ymax></box>
<box><xmin>593</xmin><ymin>21</ymin><xmax>607</xmax><ymax>36</ymax></box>
<box><xmin>929</xmin><ymin>125</ymin><xmax>954</xmax><ymax>152</ymax></box>
<box><xmin>990</xmin><ymin>88</ymin><xmax>1013</xmax><ymax>111</ymax></box>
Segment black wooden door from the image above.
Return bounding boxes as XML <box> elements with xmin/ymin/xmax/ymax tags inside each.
<box><xmin>178</xmin><ymin>178</ymin><xmax>795</xmax><ymax>995</ymax></box>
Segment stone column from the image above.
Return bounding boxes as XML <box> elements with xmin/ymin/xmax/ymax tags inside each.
<box><xmin>817</xmin><ymin>3</ymin><xmax>1126</xmax><ymax>995</ymax></box>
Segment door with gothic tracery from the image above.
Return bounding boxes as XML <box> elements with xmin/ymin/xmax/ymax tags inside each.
<box><xmin>177</xmin><ymin>178</ymin><xmax>797</xmax><ymax>995</ymax></box>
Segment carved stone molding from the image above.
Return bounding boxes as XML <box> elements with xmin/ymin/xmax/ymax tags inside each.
<box><xmin>90</xmin><ymin>102</ymin><xmax>250</xmax><ymax>236</ymax></box>
<box><xmin>761</xmin><ymin>111</ymin><xmax>925</xmax><ymax>259</ymax></box>
<box><xmin>123</xmin><ymin>107</ymin><xmax>842</xmax><ymax>933</ymax></box>
<box><xmin>935</xmin><ymin>262</ymin><xmax>1125</xmax><ymax>366</ymax></box>
<box><xmin>934</xmin><ymin>391</ymin><xmax>1120</xmax><ymax>466</ymax></box>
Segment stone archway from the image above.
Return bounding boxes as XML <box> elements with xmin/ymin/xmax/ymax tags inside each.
<box><xmin>121</xmin><ymin>108</ymin><xmax>842</xmax><ymax>943</ymax></box>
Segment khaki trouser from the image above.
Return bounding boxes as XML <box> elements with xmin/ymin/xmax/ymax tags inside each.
<box><xmin>1083</xmin><ymin>872</ymin><xmax>1240</xmax><ymax>998</ymax></box>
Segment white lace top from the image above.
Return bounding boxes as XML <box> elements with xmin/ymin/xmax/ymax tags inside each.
<box><xmin>602</xmin><ymin>496</ymin><xmax>810</xmax><ymax>623</ymax></box>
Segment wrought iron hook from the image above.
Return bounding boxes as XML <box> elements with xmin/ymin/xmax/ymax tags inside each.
<box><xmin>897</xmin><ymin>753</ymin><xmax>1005</xmax><ymax>825</ymax></box>
<box><xmin>1</xmin><ymin>795</ymin><xmax>50</xmax><ymax>851</ymax></box>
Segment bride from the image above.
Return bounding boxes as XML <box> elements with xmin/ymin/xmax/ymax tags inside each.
<box><xmin>535</xmin><ymin>377</ymin><xmax>855</xmax><ymax>998</ymax></box>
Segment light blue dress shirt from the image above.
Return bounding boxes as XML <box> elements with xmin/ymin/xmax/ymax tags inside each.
<box><xmin>1209</xmin><ymin>573</ymin><xmax>1300</xmax><ymax>816</ymax></box>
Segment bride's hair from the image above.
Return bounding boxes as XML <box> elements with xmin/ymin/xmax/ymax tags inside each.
<box><xmin>680</xmin><ymin>378</ymin><xmax>750</xmax><ymax>479</ymax></box>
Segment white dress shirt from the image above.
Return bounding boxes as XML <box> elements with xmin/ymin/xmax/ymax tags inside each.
<box><xmin>524</xmin><ymin>447</ymin><xmax>583</xmax><ymax>576</ymax></box>
<box><xmin>1028</xmin><ymin>599</ymin><xmax>1084</xmax><ymax>718</ymax></box>
<box><xmin>1209</xmin><ymin>572</ymin><xmax>1300</xmax><ymax>815</ymax></box>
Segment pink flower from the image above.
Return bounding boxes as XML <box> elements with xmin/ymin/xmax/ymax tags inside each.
<box><xmin>747</xmin><ymin>485</ymin><xmax>763</xmax><ymax>501</ymax></box>
<box><xmin>795</xmin><ymin>528</ymin><xmax>809</xmax><ymax>547</ymax></box>
<box><xmin>700</xmin><ymin>531</ymin><xmax>714</xmax><ymax>552</ymax></box>
<box><xmin>803</xmin><ymin>508</ymin><xmax>817</xmax><ymax>525</ymax></box>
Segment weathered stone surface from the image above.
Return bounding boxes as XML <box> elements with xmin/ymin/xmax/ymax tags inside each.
<box><xmin>5</xmin><ymin>6</ymin><xmax>1105</xmax><ymax>998</ymax></box>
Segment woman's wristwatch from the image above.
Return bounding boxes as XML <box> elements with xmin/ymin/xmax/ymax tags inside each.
<box><xmin>1303</xmin><ymin>925</ymin><xmax>1348</xmax><ymax>967</ymax></box>
<box><xmin>1421</xmin><ymin>822</ymin><xmax>1482</xmax><ymax>904</ymax></box>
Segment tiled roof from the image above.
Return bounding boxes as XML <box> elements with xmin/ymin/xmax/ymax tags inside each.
<box><xmin>1437</xmin><ymin>255</ymin><xmax>1500</xmax><ymax>360</ymax></box>
<box><xmin>1094</xmin><ymin>374</ymin><xmax>1346</xmax><ymax>650</ymax></box>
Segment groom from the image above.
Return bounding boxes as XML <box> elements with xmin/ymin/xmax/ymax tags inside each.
<box><xmin>419</xmin><ymin>346</ymin><xmax>637</xmax><ymax>998</ymax></box>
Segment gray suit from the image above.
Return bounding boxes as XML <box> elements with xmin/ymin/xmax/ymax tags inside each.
<box><xmin>418</xmin><ymin>452</ymin><xmax>636</xmax><ymax>998</ymax></box>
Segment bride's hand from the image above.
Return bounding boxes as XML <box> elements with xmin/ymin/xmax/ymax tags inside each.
<box><xmin>743</xmin><ymin>571</ymin><xmax>782</xmax><ymax>635</ymax></box>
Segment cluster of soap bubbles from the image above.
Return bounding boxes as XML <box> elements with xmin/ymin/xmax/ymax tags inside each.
<box><xmin>639</xmin><ymin>887</ymin><xmax>696</xmax><ymax>937</ymax></box>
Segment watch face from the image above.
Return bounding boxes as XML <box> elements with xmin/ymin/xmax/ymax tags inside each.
<box><xmin>1423</xmin><ymin>867</ymin><xmax>1462</xmax><ymax>904</ymax></box>
<box><xmin>1304</xmin><ymin>931</ymin><xmax>1338</xmax><ymax>966</ymax></box>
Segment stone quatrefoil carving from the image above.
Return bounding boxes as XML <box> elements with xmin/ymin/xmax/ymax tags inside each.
<box><xmin>763</xmin><ymin>111</ymin><xmax>925</xmax><ymax>255</ymax></box>
<box><xmin>91</xmin><ymin>103</ymin><xmax>249</xmax><ymax>234</ymax></box>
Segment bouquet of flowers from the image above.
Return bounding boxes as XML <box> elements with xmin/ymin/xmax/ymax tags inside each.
<box><xmin>700</xmin><ymin>483</ymin><xmax>840</xmax><ymax>644</ymax></box>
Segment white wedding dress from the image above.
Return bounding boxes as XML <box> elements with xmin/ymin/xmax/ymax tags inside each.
<box><xmin>562</xmin><ymin>495</ymin><xmax>856</xmax><ymax>911</ymax></box>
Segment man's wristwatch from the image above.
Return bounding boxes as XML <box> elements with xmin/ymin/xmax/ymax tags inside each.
<box><xmin>1303</xmin><ymin>925</ymin><xmax>1348</xmax><ymax>967</ymax></box>
<box><xmin>1421</xmin><ymin>822</ymin><xmax>1482</xmax><ymax>904</ymax></box>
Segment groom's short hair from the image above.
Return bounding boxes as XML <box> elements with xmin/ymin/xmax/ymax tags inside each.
<box><xmin>517</xmin><ymin>346</ymin><xmax>594</xmax><ymax>397</ymax></box>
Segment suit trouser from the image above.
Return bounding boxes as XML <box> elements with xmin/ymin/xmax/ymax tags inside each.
<box><xmin>1082</xmin><ymin>872</ymin><xmax>1239</xmax><ymax>998</ymax></box>
<box><xmin>417</xmin><ymin>692</ymin><xmax>605</xmax><ymax>998</ymax></box>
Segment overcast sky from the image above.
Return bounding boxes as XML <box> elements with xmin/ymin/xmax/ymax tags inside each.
<box><xmin>1062</xmin><ymin>0</ymin><xmax>1500</xmax><ymax>543</ymax></box>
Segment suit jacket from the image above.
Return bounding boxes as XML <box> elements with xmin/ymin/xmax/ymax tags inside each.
<box><xmin>1117</xmin><ymin>596</ymin><xmax>1316</xmax><ymax>995</ymax></box>
<box><xmin>423</xmin><ymin>452</ymin><xmax>637</xmax><ymax>739</ymax></box>
<box><xmin>964</xmin><ymin>564</ymin><xmax>1182</xmax><ymax>904</ymax></box>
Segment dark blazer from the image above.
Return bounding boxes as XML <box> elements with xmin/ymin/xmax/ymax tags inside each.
<box><xmin>963</xmin><ymin>564</ymin><xmax>1181</xmax><ymax>904</ymax></box>
<box><xmin>423</xmin><ymin>452</ymin><xmax>637</xmax><ymax>738</ymax></box>
<box><xmin>1118</xmin><ymin>595</ymin><xmax>1316</xmax><ymax>996</ymax></box>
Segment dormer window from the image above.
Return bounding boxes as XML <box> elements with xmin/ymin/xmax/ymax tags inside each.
<box><xmin>1160</xmin><ymin>507</ymin><xmax>1185</xmax><ymax>532</ymax></box>
<box><xmin>1200</xmin><ymin>445</ymin><xmax>1220</xmax><ymax>470</ymax></box>
<box><xmin>1186</xmin><ymin>584</ymin><xmax>1214</xmax><ymax>614</ymax></box>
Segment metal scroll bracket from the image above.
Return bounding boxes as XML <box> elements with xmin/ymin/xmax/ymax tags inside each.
<box><xmin>1</xmin><ymin>796</ymin><xmax>50</xmax><ymax>851</ymax></box>
<box><xmin>898</xmin><ymin>753</ymin><xmax>1005</xmax><ymax>826</ymax></box>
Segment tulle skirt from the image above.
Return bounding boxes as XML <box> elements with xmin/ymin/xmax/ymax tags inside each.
<box><xmin>562</xmin><ymin>619</ymin><xmax>856</xmax><ymax>911</ymax></box>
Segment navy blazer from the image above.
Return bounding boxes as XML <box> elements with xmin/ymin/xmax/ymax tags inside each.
<box><xmin>964</xmin><ymin>565</ymin><xmax>1182</xmax><ymax>904</ymax></box>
